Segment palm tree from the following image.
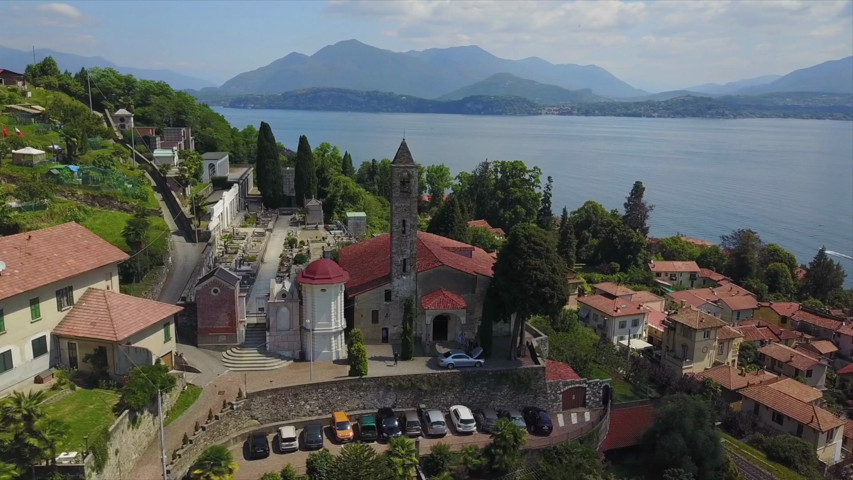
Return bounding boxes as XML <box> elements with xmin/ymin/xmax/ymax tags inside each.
<box><xmin>0</xmin><ymin>461</ymin><xmax>18</xmax><ymax>480</ymax></box>
<box><xmin>386</xmin><ymin>436</ymin><xmax>418</xmax><ymax>480</ymax></box>
<box><xmin>188</xmin><ymin>192</ymin><xmax>214</xmax><ymax>227</ymax></box>
<box><xmin>0</xmin><ymin>391</ymin><xmax>48</xmax><ymax>469</ymax></box>
<box><xmin>486</xmin><ymin>418</ymin><xmax>527</xmax><ymax>473</ymax></box>
<box><xmin>336</xmin><ymin>442</ymin><xmax>390</xmax><ymax>479</ymax></box>
<box><xmin>36</xmin><ymin>417</ymin><xmax>69</xmax><ymax>466</ymax></box>
<box><xmin>191</xmin><ymin>445</ymin><xmax>238</xmax><ymax>480</ymax></box>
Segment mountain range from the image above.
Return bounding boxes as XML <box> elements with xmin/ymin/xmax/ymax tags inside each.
<box><xmin>0</xmin><ymin>45</ymin><xmax>214</xmax><ymax>91</ymax></box>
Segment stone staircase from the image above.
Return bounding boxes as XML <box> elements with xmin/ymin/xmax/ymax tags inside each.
<box><xmin>221</xmin><ymin>324</ymin><xmax>291</xmax><ymax>371</ymax></box>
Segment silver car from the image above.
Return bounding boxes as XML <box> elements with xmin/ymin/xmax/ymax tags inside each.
<box><xmin>418</xmin><ymin>405</ymin><xmax>447</xmax><ymax>437</ymax></box>
<box><xmin>498</xmin><ymin>408</ymin><xmax>527</xmax><ymax>429</ymax></box>
<box><xmin>437</xmin><ymin>347</ymin><xmax>484</xmax><ymax>369</ymax></box>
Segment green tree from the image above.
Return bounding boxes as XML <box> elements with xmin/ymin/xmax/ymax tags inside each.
<box><xmin>421</xmin><ymin>442</ymin><xmax>452</xmax><ymax>477</ymax></box>
<box><xmin>641</xmin><ymin>394</ymin><xmax>724</xmax><ymax>480</ymax></box>
<box><xmin>120</xmin><ymin>363</ymin><xmax>177</xmax><ymax>413</ymax></box>
<box><xmin>386</xmin><ymin>436</ymin><xmax>418</xmax><ymax>480</ymax></box>
<box><xmin>696</xmin><ymin>245</ymin><xmax>726</xmax><ymax>272</ymax></box>
<box><xmin>569</xmin><ymin>201</ymin><xmax>646</xmax><ymax>270</ymax></box>
<box><xmin>623</xmin><ymin>180</ymin><xmax>654</xmax><ymax>236</ymax></box>
<box><xmin>122</xmin><ymin>210</ymin><xmax>151</xmax><ymax>252</ymax></box>
<box><xmin>760</xmin><ymin>244</ymin><xmax>798</xmax><ymax>275</ymax></box>
<box><xmin>279</xmin><ymin>464</ymin><xmax>298</xmax><ymax>480</ymax></box>
<box><xmin>459</xmin><ymin>445</ymin><xmax>486</xmax><ymax>477</ymax></box>
<box><xmin>425</xmin><ymin>164</ymin><xmax>452</xmax><ymax>210</ymax></box>
<box><xmin>764</xmin><ymin>262</ymin><xmax>795</xmax><ymax>296</ymax></box>
<box><xmin>492</xmin><ymin>224</ymin><xmax>569</xmax><ymax>359</ymax></box>
<box><xmin>801</xmin><ymin>247</ymin><xmax>846</xmax><ymax>305</ymax></box>
<box><xmin>294</xmin><ymin>135</ymin><xmax>317</xmax><ymax>206</ymax></box>
<box><xmin>401</xmin><ymin>298</ymin><xmax>414</xmax><ymax>361</ymax></box>
<box><xmin>36</xmin><ymin>417</ymin><xmax>70</xmax><ymax>466</ymax></box>
<box><xmin>335</xmin><ymin>442</ymin><xmax>390</xmax><ymax>479</ymax></box>
<box><xmin>305</xmin><ymin>449</ymin><xmax>335</xmax><ymax>480</ymax></box>
<box><xmin>341</xmin><ymin>151</ymin><xmax>355</xmax><ymax>178</ymax></box>
<box><xmin>538</xmin><ymin>440</ymin><xmax>604</xmax><ymax>480</ymax></box>
<box><xmin>14</xmin><ymin>177</ymin><xmax>54</xmax><ymax>204</ymax></box>
<box><xmin>485</xmin><ymin>418</ymin><xmax>526</xmax><ymax>473</ymax></box>
<box><xmin>556</xmin><ymin>206</ymin><xmax>576</xmax><ymax>267</ymax></box>
<box><xmin>537</xmin><ymin>175</ymin><xmax>554</xmax><ymax>229</ymax></box>
<box><xmin>427</xmin><ymin>196</ymin><xmax>469</xmax><ymax>243</ymax></box>
<box><xmin>348</xmin><ymin>329</ymin><xmax>369</xmax><ymax>377</ymax></box>
<box><xmin>658</xmin><ymin>236</ymin><xmax>701</xmax><ymax>261</ymax></box>
<box><xmin>749</xmin><ymin>433</ymin><xmax>820</xmax><ymax>477</ymax></box>
<box><xmin>721</xmin><ymin>229</ymin><xmax>763</xmax><ymax>284</ymax></box>
<box><xmin>189</xmin><ymin>192</ymin><xmax>215</xmax><ymax>227</ymax></box>
<box><xmin>256</xmin><ymin>122</ymin><xmax>285</xmax><ymax>208</ymax></box>
<box><xmin>314</xmin><ymin>142</ymin><xmax>343</xmax><ymax>200</ymax></box>
<box><xmin>468</xmin><ymin>226</ymin><xmax>503</xmax><ymax>253</ymax></box>
<box><xmin>0</xmin><ymin>391</ymin><xmax>49</xmax><ymax>470</ymax></box>
<box><xmin>259</xmin><ymin>473</ymin><xmax>282</xmax><ymax>480</ymax></box>
<box><xmin>737</xmin><ymin>341</ymin><xmax>759</xmax><ymax>369</ymax></box>
<box><xmin>190</xmin><ymin>445</ymin><xmax>238</xmax><ymax>480</ymax></box>
<box><xmin>0</xmin><ymin>462</ymin><xmax>18</xmax><ymax>480</ymax></box>
<box><xmin>453</xmin><ymin>160</ymin><xmax>542</xmax><ymax>233</ymax></box>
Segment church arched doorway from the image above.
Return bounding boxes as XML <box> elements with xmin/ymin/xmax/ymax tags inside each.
<box><xmin>432</xmin><ymin>315</ymin><xmax>449</xmax><ymax>341</ymax></box>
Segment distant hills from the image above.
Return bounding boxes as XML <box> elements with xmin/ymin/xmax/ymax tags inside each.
<box><xmin>438</xmin><ymin>73</ymin><xmax>604</xmax><ymax>104</ymax></box>
<box><xmin>687</xmin><ymin>75</ymin><xmax>783</xmax><ymax>95</ymax></box>
<box><xmin>218</xmin><ymin>39</ymin><xmax>645</xmax><ymax>99</ymax></box>
<box><xmin>737</xmin><ymin>56</ymin><xmax>853</xmax><ymax>95</ymax></box>
<box><xmin>0</xmin><ymin>45</ymin><xmax>214</xmax><ymax>91</ymax></box>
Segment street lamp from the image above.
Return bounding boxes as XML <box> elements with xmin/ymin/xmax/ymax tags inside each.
<box><xmin>83</xmin><ymin>435</ymin><xmax>89</xmax><ymax>455</ymax></box>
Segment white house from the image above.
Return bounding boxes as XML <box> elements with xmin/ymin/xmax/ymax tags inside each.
<box><xmin>648</xmin><ymin>260</ymin><xmax>701</xmax><ymax>289</ymax></box>
<box><xmin>207</xmin><ymin>184</ymin><xmax>241</xmax><ymax>241</ymax></box>
<box><xmin>578</xmin><ymin>294</ymin><xmax>648</xmax><ymax>344</ymax></box>
<box><xmin>298</xmin><ymin>259</ymin><xmax>349</xmax><ymax>362</ymax></box>
<box><xmin>201</xmin><ymin>152</ymin><xmax>230</xmax><ymax>184</ymax></box>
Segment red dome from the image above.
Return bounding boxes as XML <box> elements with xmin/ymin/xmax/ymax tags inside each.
<box><xmin>297</xmin><ymin>258</ymin><xmax>350</xmax><ymax>285</ymax></box>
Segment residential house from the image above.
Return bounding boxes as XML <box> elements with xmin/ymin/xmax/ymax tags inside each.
<box><xmin>797</xmin><ymin>340</ymin><xmax>838</xmax><ymax>361</ymax></box>
<box><xmin>741</xmin><ymin>380</ymin><xmax>844</xmax><ymax>465</ymax></box>
<box><xmin>759</xmin><ymin>342</ymin><xmax>828</xmax><ymax>389</ymax></box>
<box><xmin>195</xmin><ymin>267</ymin><xmax>246</xmax><ymax>350</ymax></box>
<box><xmin>578</xmin><ymin>295</ymin><xmax>648</xmax><ymax>345</ymax></box>
<box><xmin>645</xmin><ymin>310</ymin><xmax>667</xmax><ymax>348</ymax></box>
<box><xmin>716</xmin><ymin>325</ymin><xmax>744</xmax><ymax>367</ymax></box>
<box><xmin>835</xmin><ymin>323</ymin><xmax>853</xmax><ymax>359</ymax></box>
<box><xmin>565</xmin><ymin>269</ymin><xmax>582</xmax><ymax>308</ymax></box>
<box><xmin>152</xmin><ymin>147</ymin><xmax>179</xmax><ymax>167</ymax></box>
<box><xmin>753</xmin><ymin>302</ymin><xmax>801</xmax><ymax>329</ymax></box>
<box><xmin>52</xmin><ymin>288</ymin><xmax>182</xmax><ymax>375</ymax></box>
<box><xmin>0</xmin><ymin>69</ymin><xmax>26</xmax><ymax>88</ymax></box>
<box><xmin>836</xmin><ymin>363</ymin><xmax>853</xmax><ymax>390</ymax></box>
<box><xmin>790</xmin><ymin>308</ymin><xmax>843</xmax><ymax>341</ymax></box>
<box><xmin>4</xmin><ymin>104</ymin><xmax>47</xmax><ymax>122</ymax></box>
<box><xmin>467</xmin><ymin>219</ymin><xmax>506</xmax><ymax>237</ymax></box>
<box><xmin>779</xmin><ymin>329</ymin><xmax>813</xmax><ymax>347</ymax></box>
<box><xmin>594</xmin><ymin>282</ymin><xmax>665</xmax><ymax>311</ymax></box>
<box><xmin>111</xmin><ymin>108</ymin><xmax>133</xmax><ymax>132</ymax></box>
<box><xmin>693</xmin><ymin>364</ymin><xmax>778</xmax><ymax>404</ymax></box>
<box><xmin>662</xmin><ymin>307</ymin><xmax>730</xmax><ymax>375</ymax></box>
<box><xmin>732</xmin><ymin>319</ymin><xmax>781</xmax><ymax>346</ymax></box>
<box><xmin>201</xmin><ymin>152</ymin><xmax>230</xmax><ymax>183</ymax></box>
<box><xmin>667</xmin><ymin>284</ymin><xmax>757</xmax><ymax>323</ymax></box>
<box><xmin>697</xmin><ymin>268</ymin><xmax>732</xmax><ymax>287</ymax></box>
<box><xmin>648</xmin><ymin>260</ymin><xmax>700</xmax><ymax>289</ymax></box>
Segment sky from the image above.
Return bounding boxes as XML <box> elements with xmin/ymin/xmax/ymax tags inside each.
<box><xmin>0</xmin><ymin>0</ymin><xmax>851</xmax><ymax>92</ymax></box>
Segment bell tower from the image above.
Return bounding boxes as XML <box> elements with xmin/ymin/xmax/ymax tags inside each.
<box><xmin>390</xmin><ymin>139</ymin><xmax>419</xmax><ymax>333</ymax></box>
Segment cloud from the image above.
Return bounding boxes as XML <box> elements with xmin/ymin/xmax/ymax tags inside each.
<box><xmin>36</xmin><ymin>3</ymin><xmax>84</xmax><ymax>19</ymax></box>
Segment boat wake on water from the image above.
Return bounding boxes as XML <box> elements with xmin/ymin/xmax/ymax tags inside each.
<box><xmin>826</xmin><ymin>250</ymin><xmax>853</xmax><ymax>261</ymax></box>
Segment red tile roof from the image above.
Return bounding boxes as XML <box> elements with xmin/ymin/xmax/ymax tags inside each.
<box><xmin>297</xmin><ymin>258</ymin><xmax>350</xmax><ymax>285</ymax></box>
<box><xmin>720</xmin><ymin>295</ymin><xmax>759</xmax><ymax>311</ymax></box>
<box><xmin>630</xmin><ymin>290</ymin><xmax>663</xmax><ymax>305</ymax></box>
<box><xmin>668</xmin><ymin>285</ymin><xmax>756</xmax><ymax>311</ymax></box>
<box><xmin>648</xmin><ymin>261</ymin><xmax>700</xmax><ymax>273</ymax></box>
<box><xmin>759</xmin><ymin>343</ymin><xmax>820</xmax><ymax>371</ymax></box>
<box><xmin>737</xmin><ymin>319</ymin><xmax>783</xmax><ymax>335</ymax></box>
<box><xmin>740</xmin><ymin>383</ymin><xmax>844</xmax><ymax>432</ymax></box>
<box><xmin>338</xmin><ymin>232</ymin><xmax>495</xmax><ymax>297</ymax></box>
<box><xmin>733</xmin><ymin>324</ymin><xmax>779</xmax><ymax>343</ymax></box>
<box><xmin>717</xmin><ymin>325</ymin><xmax>744</xmax><ymax>341</ymax></box>
<box><xmin>53</xmin><ymin>288</ymin><xmax>183</xmax><ymax>342</ymax></box>
<box><xmin>764</xmin><ymin>377</ymin><xmax>823</xmax><ymax>404</ymax></box>
<box><xmin>545</xmin><ymin>360</ymin><xmax>581</xmax><ymax>381</ymax></box>
<box><xmin>693</xmin><ymin>364</ymin><xmax>777</xmax><ymax>391</ymax></box>
<box><xmin>791</xmin><ymin>309</ymin><xmax>843</xmax><ymax>332</ymax></box>
<box><xmin>799</xmin><ymin>340</ymin><xmax>838</xmax><ymax>355</ymax></box>
<box><xmin>837</xmin><ymin>363</ymin><xmax>853</xmax><ymax>375</ymax></box>
<box><xmin>578</xmin><ymin>295</ymin><xmax>647</xmax><ymax>318</ymax></box>
<box><xmin>421</xmin><ymin>289</ymin><xmax>467</xmax><ymax>310</ymax></box>
<box><xmin>600</xmin><ymin>404</ymin><xmax>654</xmax><ymax>451</ymax></box>
<box><xmin>780</xmin><ymin>329</ymin><xmax>812</xmax><ymax>341</ymax></box>
<box><xmin>667</xmin><ymin>307</ymin><xmax>728</xmax><ymax>330</ymax></box>
<box><xmin>699</xmin><ymin>268</ymin><xmax>730</xmax><ymax>283</ymax></box>
<box><xmin>646</xmin><ymin>309</ymin><xmax>667</xmax><ymax>332</ymax></box>
<box><xmin>758</xmin><ymin>302</ymin><xmax>801</xmax><ymax>318</ymax></box>
<box><xmin>594</xmin><ymin>282</ymin><xmax>636</xmax><ymax>297</ymax></box>
<box><xmin>0</xmin><ymin>223</ymin><xmax>129</xmax><ymax>301</ymax></box>
<box><xmin>467</xmin><ymin>219</ymin><xmax>505</xmax><ymax>236</ymax></box>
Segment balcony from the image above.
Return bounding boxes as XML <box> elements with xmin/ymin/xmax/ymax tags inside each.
<box><xmin>662</xmin><ymin>351</ymin><xmax>694</xmax><ymax>373</ymax></box>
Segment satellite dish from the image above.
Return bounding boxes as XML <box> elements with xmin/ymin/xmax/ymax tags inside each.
<box><xmin>0</xmin><ymin>261</ymin><xmax>6</xmax><ymax>274</ymax></box>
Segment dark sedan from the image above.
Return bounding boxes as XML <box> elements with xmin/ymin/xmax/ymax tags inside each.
<box><xmin>377</xmin><ymin>407</ymin><xmax>402</xmax><ymax>441</ymax></box>
<box><xmin>247</xmin><ymin>432</ymin><xmax>270</xmax><ymax>459</ymax></box>
<box><xmin>473</xmin><ymin>408</ymin><xmax>500</xmax><ymax>433</ymax></box>
<box><xmin>522</xmin><ymin>407</ymin><xmax>553</xmax><ymax>436</ymax></box>
<box><xmin>303</xmin><ymin>423</ymin><xmax>325</xmax><ymax>450</ymax></box>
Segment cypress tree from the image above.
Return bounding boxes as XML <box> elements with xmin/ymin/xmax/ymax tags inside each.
<box><xmin>537</xmin><ymin>176</ymin><xmax>554</xmax><ymax>229</ymax></box>
<box><xmin>256</xmin><ymin>122</ymin><xmax>284</xmax><ymax>208</ymax></box>
<box><xmin>623</xmin><ymin>180</ymin><xmax>654</xmax><ymax>237</ymax></box>
<box><xmin>294</xmin><ymin>135</ymin><xmax>316</xmax><ymax>207</ymax></box>
<box><xmin>557</xmin><ymin>206</ymin><xmax>576</xmax><ymax>267</ymax></box>
<box><xmin>427</xmin><ymin>196</ymin><xmax>469</xmax><ymax>243</ymax></box>
<box><xmin>341</xmin><ymin>151</ymin><xmax>355</xmax><ymax>178</ymax></box>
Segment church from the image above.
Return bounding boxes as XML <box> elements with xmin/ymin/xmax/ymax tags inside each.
<box><xmin>338</xmin><ymin>140</ymin><xmax>495</xmax><ymax>346</ymax></box>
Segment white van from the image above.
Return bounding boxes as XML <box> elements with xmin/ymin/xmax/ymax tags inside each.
<box><xmin>278</xmin><ymin>425</ymin><xmax>298</xmax><ymax>453</ymax></box>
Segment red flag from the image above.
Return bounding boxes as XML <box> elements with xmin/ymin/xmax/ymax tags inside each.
<box><xmin>15</xmin><ymin>127</ymin><xmax>23</xmax><ymax>136</ymax></box>
<box><xmin>1</xmin><ymin>125</ymin><xmax>6</xmax><ymax>137</ymax></box>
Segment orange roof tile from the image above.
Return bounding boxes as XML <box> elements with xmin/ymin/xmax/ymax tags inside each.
<box><xmin>545</xmin><ymin>360</ymin><xmax>581</xmax><ymax>381</ymax></box>
<box><xmin>600</xmin><ymin>404</ymin><xmax>654</xmax><ymax>451</ymax></box>
<box><xmin>630</xmin><ymin>290</ymin><xmax>663</xmax><ymax>305</ymax></box>
<box><xmin>699</xmin><ymin>268</ymin><xmax>730</xmax><ymax>282</ymax></box>
<box><xmin>797</xmin><ymin>340</ymin><xmax>838</xmax><ymax>356</ymax></box>
<box><xmin>733</xmin><ymin>324</ymin><xmax>779</xmax><ymax>343</ymax></box>
<box><xmin>594</xmin><ymin>282</ymin><xmax>636</xmax><ymax>297</ymax></box>
<box><xmin>717</xmin><ymin>325</ymin><xmax>744</xmax><ymax>340</ymax></box>
<box><xmin>578</xmin><ymin>295</ymin><xmax>647</xmax><ymax>318</ymax></box>
<box><xmin>838</xmin><ymin>363</ymin><xmax>853</xmax><ymax>375</ymax></box>
<box><xmin>646</xmin><ymin>309</ymin><xmax>667</xmax><ymax>332</ymax></box>
<box><xmin>740</xmin><ymin>383</ymin><xmax>844</xmax><ymax>432</ymax></box>
<box><xmin>53</xmin><ymin>288</ymin><xmax>183</xmax><ymax>342</ymax></box>
<box><xmin>765</xmin><ymin>377</ymin><xmax>823</xmax><ymax>404</ymax></box>
<box><xmin>759</xmin><ymin>343</ymin><xmax>820</xmax><ymax>371</ymax></box>
<box><xmin>757</xmin><ymin>302</ymin><xmax>801</xmax><ymax>318</ymax></box>
<box><xmin>648</xmin><ymin>261</ymin><xmax>700</xmax><ymax>273</ymax></box>
<box><xmin>720</xmin><ymin>295</ymin><xmax>759</xmax><ymax>311</ymax></box>
<box><xmin>0</xmin><ymin>223</ymin><xmax>129</xmax><ymax>301</ymax></box>
<box><xmin>667</xmin><ymin>307</ymin><xmax>728</xmax><ymax>330</ymax></box>
<box><xmin>421</xmin><ymin>289</ymin><xmax>467</xmax><ymax>310</ymax></box>
<box><xmin>780</xmin><ymin>329</ymin><xmax>811</xmax><ymax>341</ymax></box>
<box><xmin>694</xmin><ymin>364</ymin><xmax>777</xmax><ymax>391</ymax></box>
<box><xmin>738</xmin><ymin>319</ymin><xmax>783</xmax><ymax>335</ymax></box>
<box><xmin>791</xmin><ymin>309</ymin><xmax>843</xmax><ymax>332</ymax></box>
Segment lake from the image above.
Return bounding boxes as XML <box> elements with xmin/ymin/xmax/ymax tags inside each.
<box><xmin>214</xmin><ymin>107</ymin><xmax>853</xmax><ymax>287</ymax></box>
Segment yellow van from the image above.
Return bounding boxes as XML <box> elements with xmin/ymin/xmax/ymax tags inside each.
<box><xmin>332</xmin><ymin>411</ymin><xmax>354</xmax><ymax>443</ymax></box>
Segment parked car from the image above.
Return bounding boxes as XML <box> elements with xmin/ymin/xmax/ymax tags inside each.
<box><xmin>247</xmin><ymin>432</ymin><xmax>270</xmax><ymax>459</ymax></box>
<box><xmin>332</xmin><ymin>411</ymin><xmax>354</xmax><ymax>443</ymax></box>
<box><xmin>473</xmin><ymin>408</ymin><xmax>500</xmax><ymax>433</ymax></box>
<box><xmin>449</xmin><ymin>405</ymin><xmax>477</xmax><ymax>434</ymax></box>
<box><xmin>377</xmin><ymin>407</ymin><xmax>402</xmax><ymax>440</ymax></box>
<box><xmin>401</xmin><ymin>410</ymin><xmax>422</xmax><ymax>437</ymax></box>
<box><xmin>277</xmin><ymin>426</ymin><xmax>298</xmax><ymax>453</ymax></box>
<box><xmin>498</xmin><ymin>408</ymin><xmax>527</xmax><ymax>430</ymax></box>
<box><xmin>522</xmin><ymin>407</ymin><xmax>553</xmax><ymax>436</ymax></box>
<box><xmin>418</xmin><ymin>405</ymin><xmax>448</xmax><ymax>437</ymax></box>
<box><xmin>303</xmin><ymin>423</ymin><xmax>325</xmax><ymax>450</ymax></box>
<box><xmin>437</xmin><ymin>347</ymin><xmax>484</xmax><ymax>369</ymax></box>
<box><xmin>359</xmin><ymin>414</ymin><xmax>379</xmax><ymax>442</ymax></box>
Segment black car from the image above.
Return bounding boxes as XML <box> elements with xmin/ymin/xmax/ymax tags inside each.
<box><xmin>473</xmin><ymin>408</ymin><xmax>500</xmax><ymax>433</ymax></box>
<box><xmin>377</xmin><ymin>407</ymin><xmax>402</xmax><ymax>441</ymax></box>
<box><xmin>522</xmin><ymin>407</ymin><xmax>553</xmax><ymax>436</ymax></box>
<box><xmin>303</xmin><ymin>423</ymin><xmax>325</xmax><ymax>450</ymax></box>
<box><xmin>247</xmin><ymin>432</ymin><xmax>270</xmax><ymax>459</ymax></box>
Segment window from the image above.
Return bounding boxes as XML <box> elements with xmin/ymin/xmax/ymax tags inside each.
<box><xmin>163</xmin><ymin>323</ymin><xmax>171</xmax><ymax>342</ymax></box>
<box><xmin>56</xmin><ymin>286</ymin><xmax>74</xmax><ymax>310</ymax></box>
<box><xmin>718</xmin><ymin>343</ymin><xmax>724</xmax><ymax>355</ymax></box>
<box><xmin>402</xmin><ymin>220</ymin><xmax>407</xmax><ymax>234</ymax></box>
<box><xmin>772</xmin><ymin>411</ymin><xmax>784</xmax><ymax>425</ymax></box>
<box><xmin>736</xmin><ymin>311</ymin><xmax>741</xmax><ymax>321</ymax></box>
<box><xmin>592</xmin><ymin>313</ymin><xmax>599</xmax><ymax>322</ymax></box>
<box><xmin>681</xmin><ymin>344</ymin><xmax>688</xmax><ymax>359</ymax></box>
<box><xmin>656</xmin><ymin>273</ymin><xmax>662</xmax><ymax>278</ymax></box>
<box><xmin>211</xmin><ymin>287</ymin><xmax>220</xmax><ymax>296</ymax></box>
<box><xmin>632</xmin><ymin>318</ymin><xmax>639</xmax><ymax>327</ymax></box>
<box><xmin>796</xmin><ymin>424</ymin><xmax>804</xmax><ymax>437</ymax></box>
<box><xmin>371</xmin><ymin>310</ymin><xmax>379</xmax><ymax>324</ymax></box>
<box><xmin>0</xmin><ymin>350</ymin><xmax>11</xmax><ymax>374</ymax></box>
<box><xmin>703</xmin><ymin>330</ymin><xmax>711</xmax><ymax>339</ymax></box>
<box><xmin>399</xmin><ymin>173</ymin><xmax>411</xmax><ymax>193</ymax></box>
<box><xmin>793</xmin><ymin>368</ymin><xmax>800</xmax><ymax>377</ymax></box>
<box><xmin>0</xmin><ymin>309</ymin><xmax>4</xmax><ymax>333</ymax></box>
<box><xmin>402</xmin><ymin>259</ymin><xmax>408</xmax><ymax>273</ymax></box>
<box><xmin>806</xmin><ymin>369</ymin><xmax>813</xmax><ymax>378</ymax></box>
<box><xmin>618</xmin><ymin>320</ymin><xmax>626</xmax><ymax>329</ymax></box>
<box><xmin>29</xmin><ymin>298</ymin><xmax>41</xmax><ymax>321</ymax></box>
<box><xmin>827</xmin><ymin>429</ymin><xmax>835</xmax><ymax>443</ymax></box>
<box><xmin>781</xmin><ymin>317</ymin><xmax>787</xmax><ymax>325</ymax></box>
<box><xmin>31</xmin><ymin>336</ymin><xmax>47</xmax><ymax>358</ymax></box>
<box><xmin>669</xmin><ymin>274</ymin><xmax>677</xmax><ymax>281</ymax></box>
<box><xmin>384</xmin><ymin>290</ymin><xmax>392</xmax><ymax>302</ymax></box>
<box><xmin>752</xmin><ymin>402</ymin><xmax>760</xmax><ymax>415</ymax></box>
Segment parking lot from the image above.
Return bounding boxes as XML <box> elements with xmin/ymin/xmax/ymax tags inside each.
<box><xmin>228</xmin><ymin>407</ymin><xmax>603</xmax><ymax>479</ymax></box>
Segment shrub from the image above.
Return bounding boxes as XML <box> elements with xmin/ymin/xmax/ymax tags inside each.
<box><xmin>348</xmin><ymin>328</ymin><xmax>369</xmax><ymax>377</ymax></box>
<box><xmin>748</xmin><ymin>433</ymin><xmax>820</xmax><ymax>476</ymax></box>
<box><xmin>182</xmin><ymin>433</ymin><xmax>189</xmax><ymax>446</ymax></box>
<box><xmin>293</xmin><ymin>253</ymin><xmax>309</xmax><ymax>264</ymax></box>
<box><xmin>89</xmin><ymin>426</ymin><xmax>110</xmax><ymax>473</ymax></box>
<box><xmin>280</xmin><ymin>464</ymin><xmax>299</xmax><ymax>480</ymax></box>
<box><xmin>207</xmin><ymin>408</ymin><xmax>213</xmax><ymax>422</ymax></box>
<box><xmin>119</xmin><ymin>363</ymin><xmax>176</xmax><ymax>413</ymax></box>
<box><xmin>422</xmin><ymin>442</ymin><xmax>452</xmax><ymax>477</ymax></box>
<box><xmin>194</xmin><ymin>420</ymin><xmax>200</xmax><ymax>433</ymax></box>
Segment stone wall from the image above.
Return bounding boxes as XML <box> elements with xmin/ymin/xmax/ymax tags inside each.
<box><xmin>92</xmin><ymin>374</ymin><xmax>186</xmax><ymax>480</ymax></box>
<box><xmin>545</xmin><ymin>377</ymin><xmax>612</xmax><ymax>412</ymax></box>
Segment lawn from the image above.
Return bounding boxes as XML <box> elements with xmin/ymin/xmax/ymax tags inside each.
<box><xmin>720</xmin><ymin>433</ymin><xmax>806</xmax><ymax>480</ymax></box>
<box><xmin>165</xmin><ymin>385</ymin><xmax>203</xmax><ymax>426</ymax></box>
<box><xmin>43</xmin><ymin>388</ymin><xmax>121</xmax><ymax>452</ymax></box>
<box><xmin>590</xmin><ymin>364</ymin><xmax>644</xmax><ymax>403</ymax></box>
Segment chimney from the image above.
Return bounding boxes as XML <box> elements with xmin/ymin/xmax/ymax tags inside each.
<box><xmin>680</xmin><ymin>300</ymin><xmax>687</xmax><ymax>308</ymax></box>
